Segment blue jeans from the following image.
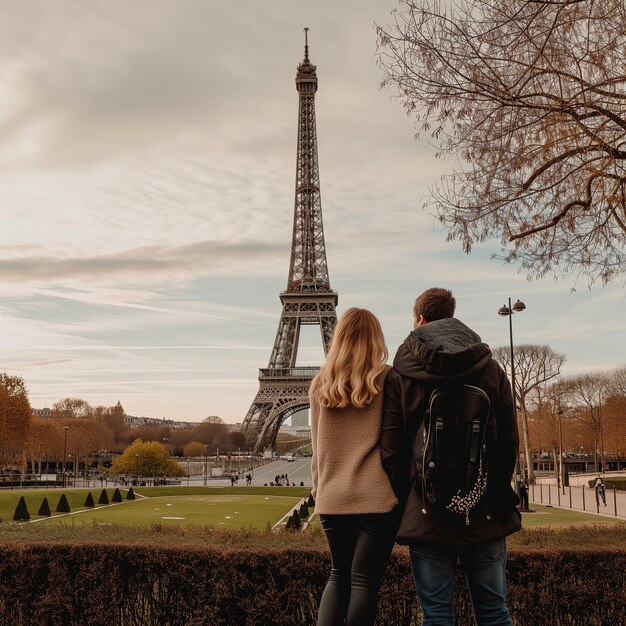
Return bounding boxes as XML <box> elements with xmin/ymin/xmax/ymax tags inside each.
<box><xmin>409</xmin><ymin>537</ymin><xmax>513</xmax><ymax>626</ymax></box>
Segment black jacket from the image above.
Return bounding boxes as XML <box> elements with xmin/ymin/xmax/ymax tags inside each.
<box><xmin>381</xmin><ymin>317</ymin><xmax>521</xmax><ymax>545</ymax></box>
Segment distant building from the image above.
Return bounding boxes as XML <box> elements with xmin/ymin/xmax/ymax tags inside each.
<box><xmin>290</xmin><ymin>409</ymin><xmax>309</xmax><ymax>427</ymax></box>
<box><xmin>32</xmin><ymin>408</ymin><xmax>52</xmax><ymax>418</ymax></box>
<box><xmin>279</xmin><ymin>423</ymin><xmax>311</xmax><ymax>438</ymax></box>
<box><xmin>123</xmin><ymin>415</ymin><xmax>194</xmax><ymax>430</ymax></box>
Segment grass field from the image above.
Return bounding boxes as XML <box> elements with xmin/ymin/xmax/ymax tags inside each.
<box><xmin>45</xmin><ymin>494</ymin><xmax>300</xmax><ymax>528</ymax></box>
<box><xmin>0</xmin><ymin>486</ymin><xmax>308</xmax><ymax>528</ymax></box>
<box><xmin>1</xmin><ymin>485</ymin><xmax>623</xmax><ymax>550</ymax></box>
<box><xmin>521</xmin><ymin>504</ymin><xmax>621</xmax><ymax>527</ymax></box>
<box><xmin>307</xmin><ymin>505</ymin><xmax>621</xmax><ymax>529</ymax></box>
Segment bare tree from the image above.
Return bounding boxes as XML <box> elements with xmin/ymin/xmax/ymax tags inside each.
<box><xmin>493</xmin><ymin>344</ymin><xmax>565</xmax><ymax>481</ymax></box>
<box><xmin>529</xmin><ymin>382</ymin><xmax>569</xmax><ymax>484</ymax></box>
<box><xmin>608</xmin><ymin>365</ymin><xmax>626</xmax><ymax>398</ymax></box>
<box><xmin>377</xmin><ymin>0</ymin><xmax>626</xmax><ymax>286</ymax></box>
<box><xmin>564</xmin><ymin>371</ymin><xmax>610</xmax><ymax>472</ymax></box>
<box><xmin>51</xmin><ymin>397</ymin><xmax>93</xmax><ymax>420</ymax></box>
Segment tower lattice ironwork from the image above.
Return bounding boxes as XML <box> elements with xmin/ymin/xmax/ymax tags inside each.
<box><xmin>241</xmin><ymin>30</ymin><xmax>338</xmax><ymax>452</ymax></box>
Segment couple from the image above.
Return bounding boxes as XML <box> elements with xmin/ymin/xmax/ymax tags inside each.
<box><xmin>310</xmin><ymin>288</ymin><xmax>521</xmax><ymax>626</ymax></box>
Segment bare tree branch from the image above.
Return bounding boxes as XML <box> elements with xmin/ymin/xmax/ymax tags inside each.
<box><xmin>377</xmin><ymin>0</ymin><xmax>626</xmax><ymax>286</ymax></box>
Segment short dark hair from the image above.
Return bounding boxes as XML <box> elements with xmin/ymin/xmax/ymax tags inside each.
<box><xmin>413</xmin><ymin>288</ymin><xmax>456</xmax><ymax>322</ymax></box>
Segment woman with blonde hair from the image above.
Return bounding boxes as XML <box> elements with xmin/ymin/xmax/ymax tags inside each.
<box><xmin>311</xmin><ymin>307</ymin><xmax>400</xmax><ymax>626</ymax></box>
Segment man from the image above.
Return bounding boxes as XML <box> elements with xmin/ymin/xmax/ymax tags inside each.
<box><xmin>381</xmin><ymin>288</ymin><xmax>521</xmax><ymax>626</ymax></box>
<box><xmin>519</xmin><ymin>480</ymin><xmax>529</xmax><ymax>511</ymax></box>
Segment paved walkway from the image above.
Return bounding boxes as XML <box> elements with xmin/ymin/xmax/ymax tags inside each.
<box><xmin>529</xmin><ymin>482</ymin><xmax>626</xmax><ymax>520</ymax></box>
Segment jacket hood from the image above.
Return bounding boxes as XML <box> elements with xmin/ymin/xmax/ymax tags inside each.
<box><xmin>393</xmin><ymin>317</ymin><xmax>492</xmax><ymax>381</ymax></box>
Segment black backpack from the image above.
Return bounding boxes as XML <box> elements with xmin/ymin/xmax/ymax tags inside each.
<box><xmin>414</xmin><ymin>383</ymin><xmax>492</xmax><ymax>525</ymax></box>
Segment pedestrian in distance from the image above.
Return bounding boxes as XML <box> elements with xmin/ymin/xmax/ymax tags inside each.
<box><xmin>311</xmin><ymin>307</ymin><xmax>400</xmax><ymax>626</ymax></box>
<box><xmin>381</xmin><ymin>288</ymin><xmax>521</xmax><ymax>626</ymax></box>
<box><xmin>519</xmin><ymin>481</ymin><xmax>529</xmax><ymax>511</ymax></box>
<box><xmin>595</xmin><ymin>476</ymin><xmax>607</xmax><ymax>506</ymax></box>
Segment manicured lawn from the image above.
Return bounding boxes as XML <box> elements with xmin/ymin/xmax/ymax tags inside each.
<box><xmin>0</xmin><ymin>488</ymin><xmax>123</xmax><ymax>522</ymax></box>
<box><xmin>131</xmin><ymin>485</ymin><xmax>311</xmax><ymax>498</ymax></box>
<box><xmin>43</xmin><ymin>494</ymin><xmax>301</xmax><ymax>528</ymax></box>
<box><xmin>521</xmin><ymin>504</ymin><xmax>619</xmax><ymax>527</ymax></box>
<box><xmin>0</xmin><ymin>486</ymin><xmax>308</xmax><ymax>528</ymax></box>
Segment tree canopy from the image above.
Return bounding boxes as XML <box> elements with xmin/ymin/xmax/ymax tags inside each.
<box><xmin>377</xmin><ymin>0</ymin><xmax>626</xmax><ymax>285</ymax></box>
<box><xmin>109</xmin><ymin>439</ymin><xmax>184</xmax><ymax>478</ymax></box>
<box><xmin>0</xmin><ymin>374</ymin><xmax>32</xmax><ymax>465</ymax></box>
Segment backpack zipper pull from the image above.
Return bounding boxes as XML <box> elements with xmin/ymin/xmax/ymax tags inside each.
<box><xmin>465</xmin><ymin>512</ymin><xmax>470</xmax><ymax>526</ymax></box>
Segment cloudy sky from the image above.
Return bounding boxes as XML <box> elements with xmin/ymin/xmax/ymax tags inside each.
<box><xmin>1</xmin><ymin>1</ymin><xmax>624</xmax><ymax>423</ymax></box>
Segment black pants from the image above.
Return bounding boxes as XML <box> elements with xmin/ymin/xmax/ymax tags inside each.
<box><xmin>317</xmin><ymin>508</ymin><xmax>399</xmax><ymax>626</ymax></box>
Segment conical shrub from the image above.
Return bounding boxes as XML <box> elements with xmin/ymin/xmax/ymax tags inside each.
<box><xmin>291</xmin><ymin>509</ymin><xmax>301</xmax><ymax>530</ymax></box>
<box><xmin>56</xmin><ymin>493</ymin><xmax>70</xmax><ymax>513</ymax></box>
<box><xmin>299</xmin><ymin>502</ymin><xmax>309</xmax><ymax>519</ymax></box>
<box><xmin>13</xmin><ymin>496</ymin><xmax>30</xmax><ymax>521</ymax></box>
<box><xmin>98</xmin><ymin>489</ymin><xmax>109</xmax><ymax>505</ymax></box>
<box><xmin>37</xmin><ymin>497</ymin><xmax>51</xmax><ymax>517</ymax></box>
<box><xmin>126</xmin><ymin>487</ymin><xmax>135</xmax><ymax>500</ymax></box>
<box><xmin>84</xmin><ymin>492</ymin><xmax>95</xmax><ymax>508</ymax></box>
<box><xmin>307</xmin><ymin>494</ymin><xmax>315</xmax><ymax>507</ymax></box>
<box><xmin>285</xmin><ymin>515</ymin><xmax>293</xmax><ymax>530</ymax></box>
<box><xmin>112</xmin><ymin>488</ymin><xmax>122</xmax><ymax>503</ymax></box>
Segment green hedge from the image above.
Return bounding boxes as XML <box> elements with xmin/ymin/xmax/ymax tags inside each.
<box><xmin>0</xmin><ymin>544</ymin><xmax>622</xmax><ymax>625</ymax></box>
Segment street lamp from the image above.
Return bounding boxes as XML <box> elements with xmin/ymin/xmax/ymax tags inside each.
<box><xmin>204</xmin><ymin>444</ymin><xmax>208</xmax><ymax>487</ymax></box>
<box><xmin>135</xmin><ymin>453</ymin><xmax>139</xmax><ymax>485</ymax></box>
<box><xmin>498</xmin><ymin>298</ymin><xmax>527</xmax><ymax>493</ymax></box>
<box><xmin>62</xmin><ymin>426</ymin><xmax>69</xmax><ymax>488</ymax></box>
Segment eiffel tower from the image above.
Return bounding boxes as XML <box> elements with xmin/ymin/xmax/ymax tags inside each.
<box><xmin>242</xmin><ymin>30</ymin><xmax>338</xmax><ymax>452</ymax></box>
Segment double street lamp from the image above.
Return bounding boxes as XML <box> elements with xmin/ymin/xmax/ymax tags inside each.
<box><xmin>498</xmin><ymin>298</ymin><xmax>527</xmax><ymax>492</ymax></box>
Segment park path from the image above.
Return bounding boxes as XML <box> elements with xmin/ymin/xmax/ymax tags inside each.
<box><xmin>528</xmin><ymin>482</ymin><xmax>626</xmax><ymax>520</ymax></box>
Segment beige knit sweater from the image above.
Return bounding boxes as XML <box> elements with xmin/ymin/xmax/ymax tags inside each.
<box><xmin>310</xmin><ymin>365</ymin><xmax>398</xmax><ymax>515</ymax></box>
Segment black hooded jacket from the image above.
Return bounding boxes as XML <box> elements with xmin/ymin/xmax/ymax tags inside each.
<box><xmin>381</xmin><ymin>317</ymin><xmax>521</xmax><ymax>545</ymax></box>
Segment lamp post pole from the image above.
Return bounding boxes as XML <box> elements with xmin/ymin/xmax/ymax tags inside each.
<box><xmin>62</xmin><ymin>426</ymin><xmax>69</xmax><ymax>488</ymax></box>
<box><xmin>498</xmin><ymin>298</ymin><xmax>527</xmax><ymax>494</ymax></box>
<box><xmin>558</xmin><ymin>409</ymin><xmax>565</xmax><ymax>494</ymax></box>
<box><xmin>204</xmin><ymin>445</ymin><xmax>208</xmax><ymax>487</ymax></box>
<box><xmin>598</xmin><ymin>407</ymin><xmax>606</xmax><ymax>475</ymax></box>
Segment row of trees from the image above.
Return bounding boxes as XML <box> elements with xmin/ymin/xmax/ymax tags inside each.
<box><xmin>0</xmin><ymin>374</ymin><xmax>248</xmax><ymax>474</ymax></box>
<box><xmin>3</xmin><ymin>351</ymin><xmax>622</xmax><ymax>484</ymax></box>
<box><xmin>493</xmin><ymin>347</ymin><xmax>625</xmax><ymax>481</ymax></box>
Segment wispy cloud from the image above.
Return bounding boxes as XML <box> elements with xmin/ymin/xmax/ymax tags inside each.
<box><xmin>0</xmin><ymin>240</ymin><xmax>285</xmax><ymax>284</ymax></box>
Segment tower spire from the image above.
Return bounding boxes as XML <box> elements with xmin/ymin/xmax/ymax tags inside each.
<box><xmin>304</xmin><ymin>26</ymin><xmax>309</xmax><ymax>63</ymax></box>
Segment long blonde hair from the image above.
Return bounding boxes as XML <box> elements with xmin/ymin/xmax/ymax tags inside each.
<box><xmin>316</xmin><ymin>307</ymin><xmax>388</xmax><ymax>409</ymax></box>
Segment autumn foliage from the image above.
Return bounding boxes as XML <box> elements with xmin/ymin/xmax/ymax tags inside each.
<box><xmin>109</xmin><ymin>439</ymin><xmax>185</xmax><ymax>479</ymax></box>
<box><xmin>0</xmin><ymin>374</ymin><xmax>32</xmax><ymax>467</ymax></box>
